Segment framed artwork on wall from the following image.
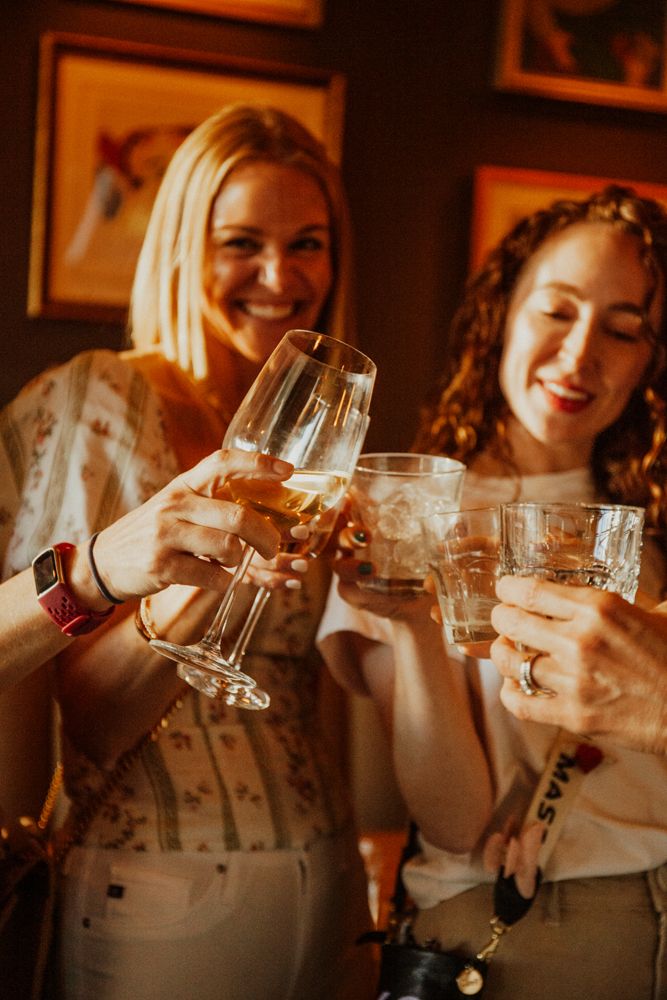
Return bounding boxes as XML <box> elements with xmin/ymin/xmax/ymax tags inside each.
<box><xmin>111</xmin><ymin>0</ymin><xmax>323</xmax><ymax>29</ymax></box>
<box><xmin>495</xmin><ymin>0</ymin><xmax>667</xmax><ymax>113</ymax></box>
<box><xmin>28</xmin><ymin>32</ymin><xmax>343</xmax><ymax>322</ymax></box>
<box><xmin>470</xmin><ymin>164</ymin><xmax>667</xmax><ymax>271</ymax></box>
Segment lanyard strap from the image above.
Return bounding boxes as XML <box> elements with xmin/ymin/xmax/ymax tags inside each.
<box><xmin>522</xmin><ymin>727</ymin><xmax>604</xmax><ymax>873</ymax></box>
<box><xmin>455</xmin><ymin>728</ymin><xmax>605</xmax><ymax>994</ymax></box>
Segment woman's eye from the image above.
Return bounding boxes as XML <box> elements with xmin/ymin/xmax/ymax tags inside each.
<box><xmin>607</xmin><ymin>328</ymin><xmax>640</xmax><ymax>343</ymax></box>
<box><xmin>290</xmin><ymin>237</ymin><xmax>326</xmax><ymax>253</ymax></box>
<box><xmin>542</xmin><ymin>310</ymin><xmax>570</xmax><ymax>321</ymax></box>
<box><xmin>211</xmin><ymin>236</ymin><xmax>261</xmax><ymax>254</ymax></box>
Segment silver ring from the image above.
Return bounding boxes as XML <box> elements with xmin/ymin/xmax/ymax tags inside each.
<box><xmin>518</xmin><ymin>652</ymin><xmax>555</xmax><ymax>698</ymax></box>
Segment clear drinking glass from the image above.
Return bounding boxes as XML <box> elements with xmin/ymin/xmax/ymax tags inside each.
<box><xmin>348</xmin><ymin>453</ymin><xmax>466</xmax><ymax>596</ymax></box>
<box><xmin>423</xmin><ymin>506</ymin><xmax>501</xmax><ymax>644</ymax></box>
<box><xmin>500</xmin><ymin>501</ymin><xmax>645</xmax><ymax>603</ymax></box>
<box><xmin>150</xmin><ymin>329</ymin><xmax>376</xmax><ymax>709</ymax></box>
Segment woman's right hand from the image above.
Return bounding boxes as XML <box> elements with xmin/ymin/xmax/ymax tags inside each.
<box><xmin>68</xmin><ymin>448</ymin><xmax>293</xmax><ymax>606</ymax></box>
<box><xmin>489</xmin><ymin>575</ymin><xmax>667</xmax><ymax>754</ymax></box>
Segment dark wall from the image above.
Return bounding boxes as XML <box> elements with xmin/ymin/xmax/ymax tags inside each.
<box><xmin>2</xmin><ymin>1</ymin><xmax>667</xmax><ymax>450</ymax></box>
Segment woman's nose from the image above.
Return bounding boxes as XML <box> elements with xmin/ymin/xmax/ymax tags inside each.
<box><xmin>257</xmin><ymin>250</ymin><xmax>289</xmax><ymax>290</ymax></box>
<box><xmin>559</xmin><ymin>315</ymin><xmax>601</xmax><ymax>372</ymax></box>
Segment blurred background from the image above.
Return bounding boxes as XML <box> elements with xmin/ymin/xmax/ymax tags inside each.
<box><xmin>3</xmin><ymin>0</ymin><xmax>667</xmax><ymax>840</ymax></box>
<box><xmin>5</xmin><ymin>1</ymin><xmax>667</xmax><ymax>450</ymax></box>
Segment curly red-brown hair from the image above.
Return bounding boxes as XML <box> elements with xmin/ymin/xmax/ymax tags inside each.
<box><xmin>413</xmin><ymin>185</ymin><xmax>667</xmax><ymax>533</ymax></box>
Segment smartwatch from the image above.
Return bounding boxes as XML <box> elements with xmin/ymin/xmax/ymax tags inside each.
<box><xmin>32</xmin><ymin>543</ymin><xmax>114</xmax><ymax>637</ymax></box>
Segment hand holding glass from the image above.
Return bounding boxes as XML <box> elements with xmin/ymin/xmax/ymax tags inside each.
<box><xmin>499</xmin><ymin>501</ymin><xmax>644</xmax><ymax>703</ymax></box>
<box><xmin>348</xmin><ymin>453</ymin><xmax>466</xmax><ymax>596</ymax></box>
<box><xmin>150</xmin><ymin>329</ymin><xmax>376</xmax><ymax>709</ymax></box>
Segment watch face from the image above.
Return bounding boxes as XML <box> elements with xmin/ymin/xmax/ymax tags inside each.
<box><xmin>33</xmin><ymin>549</ymin><xmax>59</xmax><ymax>593</ymax></box>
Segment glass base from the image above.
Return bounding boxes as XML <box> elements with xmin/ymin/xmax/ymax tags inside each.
<box><xmin>150</xmin><ymin>638</ymin><xmax>270</xmax><ymax>710</ymax></box>
<box><xmin>357</xmin><ymin>576</ymin><xmax>425</xmax><ymax>597</ymax></box>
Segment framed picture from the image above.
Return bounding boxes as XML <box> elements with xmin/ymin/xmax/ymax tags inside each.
<box><xmin>111</xmin><ymin>0</ymin><xmax>323</xmax><ymax>29</ymax></box>
<box><xmin>470</xmin><ymin>164</ymin><xmax>667</xmax><ymax>271</ymax></box>
<box><xmin>28</xmin><ymin>32</ymin><xmax>344</xmax><ymax>322</ymax></box>
<box><xmin>495</xmin><ymin>0</ymin><xmax>667</xmax><ymax>113</ymax></box>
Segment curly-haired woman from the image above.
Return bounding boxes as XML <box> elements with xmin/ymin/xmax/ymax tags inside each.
<box><xmin>319</xmin><ymin>186</ymin><xmax>667</xmax><ymax>999</ymax></box>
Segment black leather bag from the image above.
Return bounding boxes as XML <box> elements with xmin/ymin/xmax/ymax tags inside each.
<box><xmin>375</xmin><ymin>939</ymin><xmax>487</xmax><ymax>999</ymax></box>
<box><xmin>361</xmin><ymin>822</ymin><xmax>539</xmax><ymax>999</ymax></box>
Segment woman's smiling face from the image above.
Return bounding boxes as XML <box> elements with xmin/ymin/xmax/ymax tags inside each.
<box><xmin>498</xmin><ymin>221</ymin><xmax>663</xmax><ymax>473</ymax></box>
<box><xmin>206</xmin><ymin>160</ymin><xmax>333</xmax><ymax>365</ymax></box>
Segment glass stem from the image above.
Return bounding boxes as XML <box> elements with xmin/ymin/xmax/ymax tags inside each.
<box><xmin>226</xmin><ymin>586</ymin><xmax>272</xmax><ymax>668</ymax></box>
<box><xmin>199</xmin><ymin>545</ymin><xmax>255</xmax><ymax>651</ymax></box>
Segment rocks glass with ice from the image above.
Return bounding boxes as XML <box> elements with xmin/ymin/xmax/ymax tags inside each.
<box><xmin>349</xmin><ymin>453</ymin><xmax>466</xmax><ymax>596</ymax></box>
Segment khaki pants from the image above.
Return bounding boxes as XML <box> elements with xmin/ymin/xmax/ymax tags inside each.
<box><xmin>413</xmin><ymin>864</ymin><xmax>667</xmax><ymax>1000</ymax></box>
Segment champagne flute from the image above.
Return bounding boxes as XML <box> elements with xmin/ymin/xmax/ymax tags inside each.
<box><xmin>150</xmin><ymin>329</ymin><xmax>376</xmax><ymax>709</ymax></box>
<box><xmin>209</xmin><ymin>501</ymin><xmax>344</xmax><ymax>685</ymax></box>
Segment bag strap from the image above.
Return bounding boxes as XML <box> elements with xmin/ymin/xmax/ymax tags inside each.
<box><xmin>385</xmin><ymin>820</ymin><xmax>421</xmax><ymax>941</ymax></box>
<box><xmin>36</xmin><ymin>762</ymin><xmax>64</xmax><ymax>833</ymax></box>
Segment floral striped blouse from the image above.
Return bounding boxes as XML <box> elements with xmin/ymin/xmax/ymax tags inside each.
<box><xmin>0</xmin><ymin>349</ymin><xmax>352</xmax><ymax>852</ymax></box>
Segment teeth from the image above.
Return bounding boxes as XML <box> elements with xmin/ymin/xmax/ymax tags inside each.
<box><xmin>543</xmin><ymin>381</ymin><xmax>589</xmax><ymax>402</ymax></box>
<box><xmin>242</xmin><ymin>303</ymin><xmax>295</xmax><ymax>320</ymax></box>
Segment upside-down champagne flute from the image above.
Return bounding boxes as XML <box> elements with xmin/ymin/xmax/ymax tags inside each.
<box><xmin>150</xmin><ymin>329</ymin><xmax>376</xmax><ymax>709</ymax></box>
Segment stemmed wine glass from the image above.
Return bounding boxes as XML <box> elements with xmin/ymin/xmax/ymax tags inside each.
<box><xmin>150</xmin><ymin>329</ymin><xmax>376</xmax><ymax>709</ymax></box>
<box><xmin>201</xmin><ymin>500</ymin><xmax>344</xmax><ymax>700</ymax></box>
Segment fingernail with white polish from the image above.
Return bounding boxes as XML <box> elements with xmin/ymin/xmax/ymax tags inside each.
<box><xmin>290</xmin><ymin>559</ymin><xmax>308</xmax><ymax>573</ymax></box>
<box><xmin>290</xmin><ymin>524</ymin><xmax>309</xmax><ymax>539</ymax></box>
<box><xmin>286</xmin><ymin>578</ymin><xmax>302</xmax><ymax>590</ymax></box>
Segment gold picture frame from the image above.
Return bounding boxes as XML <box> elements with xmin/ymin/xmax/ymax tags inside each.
<box><xmin>112</xmin><ymin>0</ymin><xmax>323</xmax><ymax>29</ymax></box>
<box><xmin>28</xmin><ymin>32</ymin><xmax>344</xmax><ymax>322</ymax></box>
<box><xmin>495</xmin><ymin>0</ymin><xmax>667</xmax><ymax>113</ymax></box>
<box><xmin>470</xmin><ymin>164</ymin><xmax>667</xmax><ymax>271</ymax></box>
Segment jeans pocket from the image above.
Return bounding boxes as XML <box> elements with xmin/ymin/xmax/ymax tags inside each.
<box><xmin>63</xmin><ymin>848</ymin><xmax>245</xmax><ymax>942</ymax></box>
<box><xmin>105</xmin><ymin>862</ymin><xmax>193</xmax><ymax>926</ymax></box>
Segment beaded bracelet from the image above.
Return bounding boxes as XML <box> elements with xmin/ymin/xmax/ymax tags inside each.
<box><xmin>87</xmin><ymin>532</ymin><xmax>125</xmax><ymax>605</ymax></box>
<box><xmin>134</xmin><ymin>596</ymin><xmax>159</xmax><ymax>642</ymax></box>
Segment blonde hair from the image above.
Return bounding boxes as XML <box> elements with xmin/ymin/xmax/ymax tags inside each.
<box><xmin>129</xmin><ymin>104</ymin><xmax>353</xmax><ymax>379</ymax></box>
<box><xmin>414</xmin><ymin>186</ymin><xmax>667</xmax><ymax>533</ymax></box>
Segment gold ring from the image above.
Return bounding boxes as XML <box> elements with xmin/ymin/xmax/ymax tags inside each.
<box><xmin>518</xmin><ymin>652</ymin><xmax>555</xmax><ymax>698</ymax></box>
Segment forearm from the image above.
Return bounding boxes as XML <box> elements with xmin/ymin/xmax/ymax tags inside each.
<box><xmin>386</xmin><ymin>618</ymin><xmax>493</xmax><ymax>853</ymax></box>
<box><xmin>0</xmin><ymin>569</ymin><xmax>75</xmax><ymax>690</ymax></box>
<box><xmin>55</xmin><ymin>584</ymin><xmax>223</xmax><ymax>766</ymax></box>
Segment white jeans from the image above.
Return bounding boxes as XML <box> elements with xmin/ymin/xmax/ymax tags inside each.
<box><xmin>58</xmin><ymin>829</ymin><xmax>375</xmax><ymax>1000</ymax></box>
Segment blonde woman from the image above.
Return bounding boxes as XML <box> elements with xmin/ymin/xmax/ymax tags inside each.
<box><xmin>0</xmin><ymin>105</ymin><xmax>371</xmax><ymax>999</ymax></box>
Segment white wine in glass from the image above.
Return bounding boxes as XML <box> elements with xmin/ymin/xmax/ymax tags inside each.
<box><xmin>150</xmin><ymin>329</ymin><xmax>376</xmax><ymax>710</ymax></box>
<box><xmin>202</xmin><ymin>500</ymin><xmax>345</xmax><ymax>700</ymax></box>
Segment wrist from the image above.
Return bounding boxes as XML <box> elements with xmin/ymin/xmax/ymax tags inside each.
<box><xmin>67</xmin><ymin>545</ymin><xmax>116</xmax><ymax>613</ymax></box>
<box><xmin>32</xmin><ymin>543</ymin><xmax>114</xmax><ymax>636</ymax></box>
